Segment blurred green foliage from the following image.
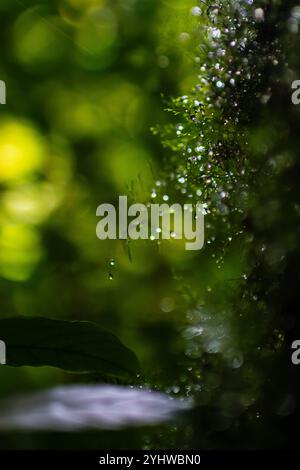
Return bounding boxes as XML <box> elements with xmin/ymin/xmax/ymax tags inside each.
<box><xmin>0</xmin><ymin>0</ymin><xmax>201</xmax><ymax>448</ymax></box>
<box><xmin>0</xmin><ymin>0</ymin><xmax>197</xmax><ymax>372</ymax></box>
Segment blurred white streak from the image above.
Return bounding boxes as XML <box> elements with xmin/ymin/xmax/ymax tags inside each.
<box><xmin>0</xmin><ymin>385</ymin><xmax>192</xmax><ymax>431</ymax></box>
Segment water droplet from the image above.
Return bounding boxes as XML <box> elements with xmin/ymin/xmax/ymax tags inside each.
<box><xmin>210</xmin><ymin>28</ymin><xmax>221</xmax><ymax>39</ymax></box>
<box><xmin>191</xmin><ymin>6</ymin><xmax>202</xmax><ymax>17</ymax></box>
<box><xmin>254</xmin><ymin>8</ymin><xmax>265</xmax><ymax>22</ymax></box>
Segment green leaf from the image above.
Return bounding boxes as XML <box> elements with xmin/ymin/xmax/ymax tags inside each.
<box><xmin>0</xmin><ymin>317</ymin><xmax>139</xmax><ymax>379</ymax></box>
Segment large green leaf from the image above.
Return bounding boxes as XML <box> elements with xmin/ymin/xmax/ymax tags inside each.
<box><xmin>0</xmin><ymin>317</ymin><xmax>139</xmax><ymax>379</ymax></box>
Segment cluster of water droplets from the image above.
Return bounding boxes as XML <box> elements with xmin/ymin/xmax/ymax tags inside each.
<box><xmin>183</xmin><ymin>304</ymin><xmax>243</xmax><ymax>366</ymax></box>
<box><xmin>152</xmin><ymin>3</ymin><xmax>283</xmax><ymax>418</ymax></box>
<box><xmin>156</xmin><ymin>0</ymin><xmax>282</xmax><ymax>266</ymax></box>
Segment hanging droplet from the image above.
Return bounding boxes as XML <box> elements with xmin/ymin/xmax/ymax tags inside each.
<box><xmin>108</xmin><ymin>258</ymin><xmax>115</xmax><ymax>280</ymax></box>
